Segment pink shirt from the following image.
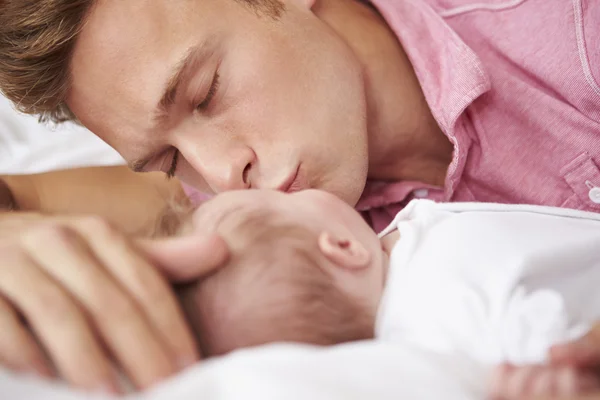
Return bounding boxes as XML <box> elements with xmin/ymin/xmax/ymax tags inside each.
<box><xmin>358</xmin><ymin>0</ymin><xmax>600</xmax><ymax>231</ymax></box>
<box><xmin>184</xmin><ymin>0</ymin><xmax>600</xmax><ymax>232</ymax></box>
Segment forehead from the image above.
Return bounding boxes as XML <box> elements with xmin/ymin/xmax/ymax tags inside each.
<box><xmin>67</xmin><ymin>0</ymin><xmax>223</xmax><ymax>155</ymax></box>
<box><xmin>194</xmin><ymin>190</ymin><xmax>282</xmax><ymax>228</ymax></box>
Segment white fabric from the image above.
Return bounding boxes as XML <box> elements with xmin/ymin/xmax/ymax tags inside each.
<box><xmin>0</xmin><ymin>342</ymin><xmax>486</xmax><ymax>400</ymax></box>
<box><xmin>377</xmin><ymin>200</ymin><xmax>600</xmax><ymax>366</ymax></box>
<box><xmin>3</xmin><ymin>200</ymin><xmax>600</xmax><ymax>399</ymax></box>
<box><xmin>0</xmin><ymin>95</ymin><xmax>124</xmax><ymax>174</ymax></box>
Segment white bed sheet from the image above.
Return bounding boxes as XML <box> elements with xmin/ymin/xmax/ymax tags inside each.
<box><xmin>0</xmin><ymin>342</ymin><xmax>487</xmax><ymax>400</ymax></box>
<box><xmin>0</xmin><ymin>95</ymin><xmax>124</xmax><ymax>174</ymax></box>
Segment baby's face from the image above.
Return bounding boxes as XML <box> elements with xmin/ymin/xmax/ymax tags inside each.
<box><xmin>191</xmin><ymin>189</ymin><xmax>388</xmax><ymax>314</ymax></box>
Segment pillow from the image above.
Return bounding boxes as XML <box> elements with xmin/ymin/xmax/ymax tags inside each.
<box><xmin>0</xmin><ymin>95</ymin><xmax>124</xmax><ymax>174</ymax></box>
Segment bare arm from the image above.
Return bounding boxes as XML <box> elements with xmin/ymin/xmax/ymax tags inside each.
<box><xmin>0</xmin><ymin>167</ymin><xmax>231</xmax><ymax>392</ymax></box>
<box><xmin>0</xmin><ymin>165</ymin><xmax>186</xmax><ymax>236</ymax></box>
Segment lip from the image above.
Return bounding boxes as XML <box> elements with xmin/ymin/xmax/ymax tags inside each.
<box><xmin>277</xmin><ymin>165</ymin><xmax>300</xmax><ymax>193</ymax></box>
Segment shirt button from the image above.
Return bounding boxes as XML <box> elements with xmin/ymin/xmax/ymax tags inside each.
<box><xmin>589</xmin><ymin>187</ymin><xmax>600</xmax><ymax>204</ymax></box>
<box><xmin>414</xmin><ymin>189</ymin><xmax>429</xmax><ymax>198</ymax></box>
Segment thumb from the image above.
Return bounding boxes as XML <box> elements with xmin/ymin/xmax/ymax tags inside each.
<box><xmin>137</xmin><ymin>234</ymin><xmax>229</xmax><ymax>282</ymax></box>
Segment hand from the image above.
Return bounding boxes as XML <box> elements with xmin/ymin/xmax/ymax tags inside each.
<box><xmin>523</xmin><ymin>393</ymin><xmax>600</xmax><ymax>400</ymax></box>
<box><xmin>550</xmin><ymin>323</ymin><xmax>600</xmax><ymax>370</ymax></box>
<box><xmin>522</xmin><ymin>394</ymin><xmax>600</xmax><ymax>400</ymax></box>
<box><xmin>489</xmin><ymin>363</ymin><xmax>599</xmax><ymax>400</ymax></box>
<box><xmin>0</xmin><ymin>212</ymin><xmax>228</xmax><ymax>393</ymax></box>
<box><xmin>491</xmin><ymin>322</ymin><xmax>600</xmax><ymax>400</ymax></box>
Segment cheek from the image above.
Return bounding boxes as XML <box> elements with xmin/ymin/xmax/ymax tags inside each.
<box><xmin>224</xmin><ymin>17</ymin><xmax>346</xmax><ymax>141</ymax></box>
<box><xmin>209</xmin><ymin>49</ymin><xmax>279</xmax><ymax>143</ymax></box>
<box><xmin>216</xmin><ymin>16</ymin><xmax>369</xmax><ymax>200</ymax></box>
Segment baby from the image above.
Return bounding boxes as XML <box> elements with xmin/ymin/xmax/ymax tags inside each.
<box><xmin>171</xmin><ymin>189</ymin><xmax>600</xmax><ymax>399</ymax></box>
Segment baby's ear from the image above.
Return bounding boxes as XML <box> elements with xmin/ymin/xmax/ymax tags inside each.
<box><xmin>318</xmin><ymin>231</ymin><xmax>371</xmax><ymax>270</ymax></box>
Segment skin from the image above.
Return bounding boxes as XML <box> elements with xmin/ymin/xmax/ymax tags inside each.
<box><xmin>491</xmin><ymin>317</ymin><xmax>600</xmax><ymax>399</ymax></box>
<box><xmin>0</xmin><ymin>211</ymin><xmax>229</xmax><ymax>392</ymax></box>
<box><xmin>5</xmin><ymin>0</ymin><xmax>600</xmax><ymax>393</ymax></box>
<box><xmin>190</xmin><ymin>189</ymin><xmax>391</xmax><ymax>316</ymax></box>
<box><xmin>1</xmin><ymin>0</ymin><xmax>452</xmax><ymax>390</ymax></box>
<box><xmin>67</xmin><ymin>0</ymin><xmax>453</xmax><ymax>206</ymax></box>
<box><xmin>490</xmin><ymin>364</ymin><xmax>599</xmax><ymax>400</ymax></box>
<box><xmin>2</xmin><ymin>167</ymin><xmax>185</xmax><ymax>236</ymax></box>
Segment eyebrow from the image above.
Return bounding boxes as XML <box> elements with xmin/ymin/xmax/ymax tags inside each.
<box><xmin>130</xmin><ymin>41</ymin><xmax>213</xmax><ymax>173</ymax></box>
<box><xmin>153</xmin><ymin>44</ymin><xmax>205</xmax><ymax>126</ymax></box>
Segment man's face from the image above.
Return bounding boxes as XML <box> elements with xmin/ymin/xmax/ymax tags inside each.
<box><xmin>68</xmin><ymin>0</ymin><xmax>370</xmax><ymax>205</ymax></box>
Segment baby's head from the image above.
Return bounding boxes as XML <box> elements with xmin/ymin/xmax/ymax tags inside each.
<box><xmin>176</xmin><ymin>189</ymin><xmax>388</xmax><ymax>357</ymax></box>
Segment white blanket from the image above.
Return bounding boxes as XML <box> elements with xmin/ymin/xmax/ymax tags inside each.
<box><xmin>377</xmin><ymin>201</ymin><xmax>600</xmax><ymax>366</ymax></box>
<box><xmin>0</xmin><ymin>342</ymin><xmax>486</xmax><ymax>400</ymax></box>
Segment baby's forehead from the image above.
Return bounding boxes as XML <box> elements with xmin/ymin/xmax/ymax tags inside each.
<box><xmin>192</xmin><ymin>196</ymin><xmax>276</xmax><ymax>235</ymax></box>
<box><xmin>193</xmin><ymin>197</ymin><xmax>321</xmax><ymax>269</ymax></box>
<box><xmin>218</xmin><ymin>205</ymin><xmax>300</xmax><ymax>240</ymax></box>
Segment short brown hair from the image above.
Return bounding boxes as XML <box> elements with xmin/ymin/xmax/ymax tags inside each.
<box><xmin>0</xmin><ymin>0</ymin><xmax>95</xmax><ymax>123</ymax></box>
<box><xmin>0</xmin><ymin>0</ymin><xmax>284</xmax><ymax>124</ymax></box>
<box><xmin>178</xmin><ymin>210</ymin><xmax>374</xmax><ymax>357</ymax></box>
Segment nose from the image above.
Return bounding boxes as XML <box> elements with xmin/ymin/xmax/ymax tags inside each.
<box><xmin>183</xmin><ymin>141</ymin><xmax>256</xmax><ymax>193</ymax></box>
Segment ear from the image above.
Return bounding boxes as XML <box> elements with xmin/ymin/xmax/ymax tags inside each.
<box><xmin>318</xmin><ymin>231</ymin><xmax>371</xmax><ymax>270</ymax></box>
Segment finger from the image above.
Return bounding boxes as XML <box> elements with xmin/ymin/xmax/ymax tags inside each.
<box><xmin>577</xmin><ymin>371</ymin><xmax>600</xmax><ymax>393</ymax></box>
<box><xmin>0</xmin><ymin>214</ymin><xmax>78</xmax><ymax>236</ymax></box>
<box><xmin>21</xmin><ymin>220</ymin><xmax>178</xmax><ymax>389</ymax></box>
<box><xmin>558</xmin><ymin>366</ymin><xmax>579</xmax><ymax>396</ymax></box>
<box><xmin>76</xmin><ymin>217</ymin><xmax>200</xmax><ymax>369</ymax></box>
<box><xmin>555</xmin><ymin>366</ymin><xmax>600</xmax><ymax>397</ymax></box>
<box><xmin>530</xmin><ymin>368</ymin><xmax>554</xmax><ymax>397</ymax></box>
<box><xmin>524</xmin><ymin>394</ymin><xmax>600</xmax><ymax>400</ymax></box>
<box><xmin>551</xmin><ymin>336</ymin><xmax>600</xmax><ymax>367</ymax></box>
<box><xmin>0</xmin><ymin>250</ymin><xmax>118</xmax><ymax>392</ymax></box>
<box><xmin>138</xmin><ymin>233</ymin><xmax>229</xmax><ymax>282</ymax></box>
<box><xmin>551</xmin><ymin>324</ymin><xmax>600</xmax><ymax>367</ymax></box>
<box><xmin>506</xmin><ymin>365</ymin><xmax>540</xmax><ymax>399</ymax></box>
<box><xmin>0</xmin><ymin>295</ymin><xmax>53</xmax><ymax>378</ymax></box>
<box><xmin>488</xmin><ymin>363</ymin><xmax>515</xmax><ymax>400</ymax></box>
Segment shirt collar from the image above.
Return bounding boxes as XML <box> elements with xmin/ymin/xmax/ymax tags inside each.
<box><xmin>358</xmin><ymin>0</ymin><xmax>491</xmax><ymax>209</ymax></box>
<box><xmin>369</xmin><ymin>0</ymin><xmax>490</xmax><ymax>131</ymax></box>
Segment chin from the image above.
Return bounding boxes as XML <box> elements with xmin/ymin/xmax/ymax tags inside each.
<box><xmin>347</xmin><ymin>169</ymin><xmax>369</xmax><ymax>206</ymax></box>
<box><xmin>331</xmin><ymin>179</ymin><xmax>367</xmax><ymax>207</ymax></box>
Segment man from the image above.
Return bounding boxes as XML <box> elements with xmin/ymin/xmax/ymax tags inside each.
<box><xmin>0</xmin><ymin>0</ymin><xmax>451</xmax><ymax>390</ymax></box>
<box><xmin>0</xmin><ymin>0</ymin><xmax>598</xmax><ymax>394</ymax></box>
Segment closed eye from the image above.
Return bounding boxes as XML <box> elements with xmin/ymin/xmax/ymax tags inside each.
<box><xmin>196</xmin><ymin>71</ymin><xmax>220</xmax><ymax>110</ymax></box>
<box><xmin>166</xmin><ymin>149</ymin><xmax>180</xmax><ymax>179</ymax></box>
